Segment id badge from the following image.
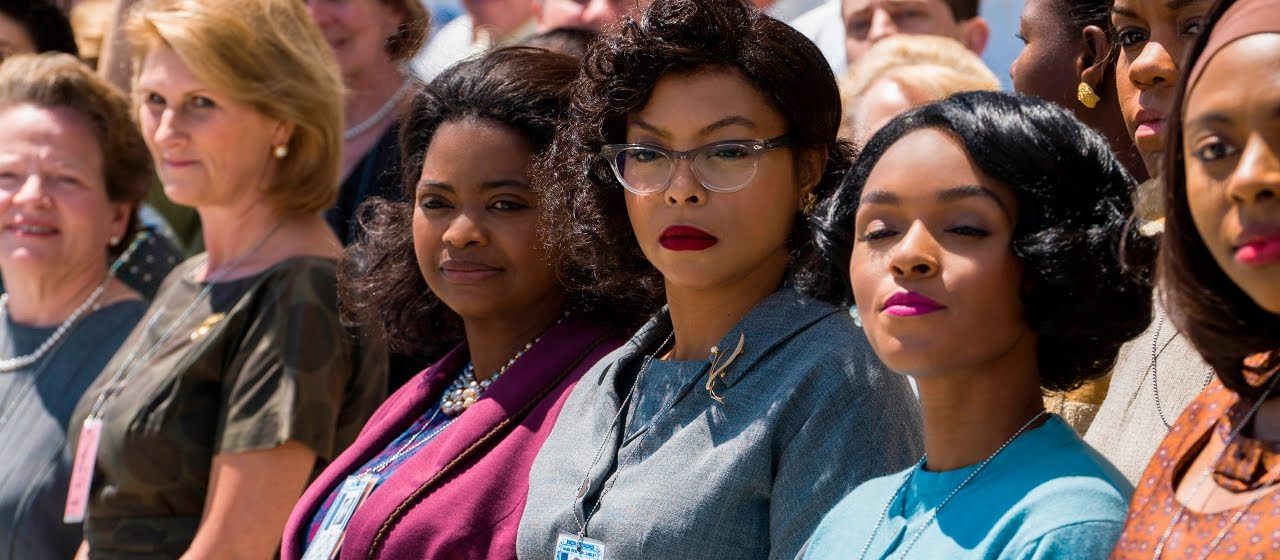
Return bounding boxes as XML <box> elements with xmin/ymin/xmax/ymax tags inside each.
<box><xmin>554</xmin><ymin>532</ymin><xmax>606</xmax><ymax>560</ymax></box>
<box><xmin>302</xmin><ymin>474</ymin><xmax>379</xmax><ymax>560</ymax></box>
<box><xmin>64</xmin><ymin>418</ymin><xmax>103</xmax><ymax>523</ymax></box>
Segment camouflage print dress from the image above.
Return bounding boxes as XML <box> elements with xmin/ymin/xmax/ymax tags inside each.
<box><xmin>68</xmin><ymin>255</ymin><xmax>388</xmax><ymax>559</ymax></box>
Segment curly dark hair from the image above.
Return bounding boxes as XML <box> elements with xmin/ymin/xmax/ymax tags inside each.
<box><xmin>340</xmin><ymin>46</ymin><xmax>637</xmax><ymax>358</ymax></box>
<box><xmin>0</xmin><ymin>0</ymin><xmax>78</xmax><ymax>56</ymax></box>
<box><xmin>535</xmin><ymin>0</ymin><xmax>855</xmax><ymax>310</ymax></box>
<box><xmin>808</xmin><ymin>91</ymin><xmax>1156</xmax><ymax>391</ymax></box>
<box><xmin>1159</xmin><ymin>0</ymin><xmax>1280</xmax><ymax>399</ymax></box>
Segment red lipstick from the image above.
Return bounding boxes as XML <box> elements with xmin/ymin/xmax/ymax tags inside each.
<box><xmin>882</xmin><ymin>291</ymin><xmax>946</xmax><ymax>317</ymax></box>
<box><xmin>1235</xmin><ymin>229</ymin><xmax>1280</xmax><ymax>267</ymax></box>
<box><xmin>659</xmin><ymin>225</ymin><xmax>718</xmax><ymax>251</ymax></box>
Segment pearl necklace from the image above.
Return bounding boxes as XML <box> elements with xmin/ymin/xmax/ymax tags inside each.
<box><xmin>343</xmin><ymin>81</ymin><xmax>411</xmax><ymax>141</ymax></box>
<box><xmin>439</xmin><ymin>312</ymin><xmax>568</xmax><ymax>416</ymax></box>
<box><xmin>0</xmin><ymin>233</ymin><xmax>147</xmax><ymax>372</ymax></box>
<box><xmin>857</xmin><ymin>409</ymin><xmax>1049</xmax><ymax>560</ymax></box>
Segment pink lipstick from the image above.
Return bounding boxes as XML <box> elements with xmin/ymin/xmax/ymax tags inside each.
<box><xmin>882</xmin><ymin>291</ymin><xmax>946</xmax><ymax>317</ymax></box>
<box><xmin>659</xmin><ymin>225</ymin><xmax>718</xmax><ymax>251</ymax></box>
<box><xmin>1235</xmin><ymin>231</ymin><xmax>1280</xmax><ymax>267</ymax></box>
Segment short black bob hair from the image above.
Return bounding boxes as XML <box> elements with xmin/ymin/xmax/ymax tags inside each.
<box><xmin>1159</xmin><ymin>0</ymin><xmax>1280</xmax><ymax>399</ymax></box>
<box><xmin>535</xmin><ymin>0</ymin><xmax>855</xmax><ymax>311</ymax></box>
<box><xmin>807</xmin><ymin>91</ymin><xmax>1156</xmax><ymax>391</ymax></box>
<box><xmin>340</xmin><ymin>46</ymin><xmax>643</xmax><ymax>359</ymax></box>
<box><xmin>0</xmin><ymin>0</ymin><xmax>78</xmax><ymax>56</ymax></box>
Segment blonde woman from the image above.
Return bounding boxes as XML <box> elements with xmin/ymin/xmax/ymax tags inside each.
<box><xmin>67</xmin><ymin>0</ymin><xmax>386</xmax><ymax>557</ymax></box>
<box><xmin>839</xmin><ymin>34</ymin><xmax>999</xmax><ymax>144</ymax></box>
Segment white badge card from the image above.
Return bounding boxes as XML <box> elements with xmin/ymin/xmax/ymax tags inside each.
<box><xmin>302</xmin><ymin>474</ymin><xmax>378</xmax><ymax>560</ymax></box>
<box><xmin>554</xmin><ymin>532</ymin><xmax>606</xmax><ymax>560</ymax></box>
<box><xmin>64</xmin><ymin>417</ymin><xmax>104</xmax><ymax>524</ymax></box>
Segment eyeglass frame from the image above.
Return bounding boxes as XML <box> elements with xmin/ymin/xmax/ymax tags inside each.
<box><xmin>598</xmin><ymin>134</ymin><xmax>792</xmax><ymax>195</ymax></box>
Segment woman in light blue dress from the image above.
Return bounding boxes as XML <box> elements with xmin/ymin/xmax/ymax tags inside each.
<box><xmin>803</xmin><ymin>91</ymin><xmax>1155</xmax><ymax>559</ymax></box>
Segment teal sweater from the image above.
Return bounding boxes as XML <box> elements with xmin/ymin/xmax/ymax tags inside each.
<box><xmin>803</xmin><ymin>415</ymin><xmax>1131</xmax><ymax>559</ymax></box>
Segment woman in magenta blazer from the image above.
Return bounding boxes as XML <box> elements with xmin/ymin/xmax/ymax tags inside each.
<box><xmin>280</xmin><ymin>47</ymin><xmax>650</xmax><ymax>559</ymax></box>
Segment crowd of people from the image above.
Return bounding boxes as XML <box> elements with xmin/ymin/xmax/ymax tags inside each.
<box><xmin>0</xmin><ymin>0</ymin><xmax>1276</xmax><ymax>558</ymax></box>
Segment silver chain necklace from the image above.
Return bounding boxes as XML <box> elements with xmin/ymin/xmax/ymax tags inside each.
<box><xmin>857</xmin><ymin>409</ymin><xmax>1049</xmax><ymax>560</ymax></box>
<box><xmin>1151</xmin><ymin>370</ymin><xmax>1280</xmax><ymax>560</ymax></box>
<box><xmin>0</xmin><ymin>233</ymin><xmax>147</xmax><ymax>372</ymax></box>
<box><xmin>1148</xmin><ymin>312</ymin><xmax>1215</xmax><ymax>428</ymax></box>
<box><xmin>343</xmin><ymin>81</ymin><xmax>410</xmax><ymax>141</ymax></box>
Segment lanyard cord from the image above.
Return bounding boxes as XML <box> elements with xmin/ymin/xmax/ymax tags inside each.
<box><xmin>572</xmin><ymin>331</ymin><xmax>673</xmax><ymax>540</ymax></box>
<box><xmin>86</xmin><ymin>224</ymin><xmax>282</xmax><ymax>421</ymax></box>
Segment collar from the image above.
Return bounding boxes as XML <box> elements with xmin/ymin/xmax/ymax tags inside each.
<box><xmin>596</xmin><ymin>286</ymin><xmax>840</xmax><ymax>395</ymax></box>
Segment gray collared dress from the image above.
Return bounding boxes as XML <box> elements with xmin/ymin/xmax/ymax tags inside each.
<box><xmin>516</xmin><ymin>288</ymin><xmax>923</xmax><ymax>560</ymax></box>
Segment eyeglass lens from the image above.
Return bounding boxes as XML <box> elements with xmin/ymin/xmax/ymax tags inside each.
<box><xmin>615</xmin><ymin>144</ymin><xmax>759</xmax><ymax>193</ymax></box>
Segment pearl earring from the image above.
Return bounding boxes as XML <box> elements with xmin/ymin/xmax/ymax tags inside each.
<box><xmin>273</xmin><ymin>144</ymin><xmax>289</xmax><ymax>159</ymax></box>
<box><xmin>109</xmin><ymin>235</ymin><xmax>121</xmax><ymax>246</ymax></box>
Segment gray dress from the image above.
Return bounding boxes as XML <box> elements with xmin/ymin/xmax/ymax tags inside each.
<box><xmin>0</xmin><ymin>300</ymin><xmax>146</xmax><ymax>560</ymax></box>
<box><xmin>516</xmin><ymin>288</ymin><xmax>924</xmax><ymax>560</ymax></box>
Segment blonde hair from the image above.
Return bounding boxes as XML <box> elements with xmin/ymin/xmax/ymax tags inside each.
<box><xmin>840</xmin><ymin>35</ymin><xmax>1000</xmax><ymax>139</ymax></box>
<box><xmin>125</xmin><ymin>0</ymin><xmax>344</xmax><ymax>215</ymax></box>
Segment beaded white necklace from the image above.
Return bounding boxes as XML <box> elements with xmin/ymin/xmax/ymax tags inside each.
<box><xmin>0</xmin><ymin>234</ymin><xmax>146</xmax><ymax>372</ymax></box>
<box><xmin>439</xmin><ymin>311</ymin><xmax>569</xmax><ymax>416</ymax></box>
<box><xmin>343</xmin><ymin>81</ymin><xmax>410</xmax><ymax>141</ymax></box>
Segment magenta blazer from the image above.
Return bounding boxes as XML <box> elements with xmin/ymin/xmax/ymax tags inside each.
<box><xmin>281</xmin><ymin>317</ymin><xmax>622</xmax><ymax>560</ymax></box>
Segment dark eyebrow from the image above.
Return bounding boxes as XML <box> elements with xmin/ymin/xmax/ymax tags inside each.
<box><xmin>859</xmin><ymin>190</ymin><xmax>900</xmax><ymax>206</ymax></box>
<box><xmin>1110</xmin><ymin>5</ymin><xmax>1137</xmax><ymax>18</ymax></box>
<box><xmin>629</xmin><ymin>115</ymin><xmax>759</xmax><ymax>139</ymax></box>
<box><xmin>631</xmin><ymin>119</ymin><xmax>669</xmax><ymax>139</ymax></box>
<box><xmin>699</xmin><ymin>115</ymin><xmax>758</xmax><ymax>136</ymax></box>
<box><xmin>1187</xmin><ymin>111</ymin><xmax>1233</xmax><ymax>129</ymax></box>
<box><xmin>937</xmin><ymin>185</ymin><xmax>1012</xmax><ymax>216</ymax></box>
<box><xmin>481</xmin><ymin>179</ymin><xmax>529</xmax><ymax>190</ymax></box>
<box><xmin>1114</xmin><ymin>0</ymin><xmax>1209</xmax><ymax>17</ymax></box>
<box><xmin>858</xmin><ymin>185</ymin><xmax>1010</xmax><ymax>214</ymax></box>
<box><xmin>418</xmin><ymin>180</ymin><xmax>452</xmax><ymax>192</ymax></box>
<box><xmin>417</xmin><ymin>179</ymin><xmax>529</xmax><ymax>192</ymax></box>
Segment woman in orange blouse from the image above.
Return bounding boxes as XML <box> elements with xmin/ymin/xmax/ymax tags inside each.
<box><xmin>1110</xmin><ymin>0</ymin><xmax>1280</xmax><ymax>557</ymax></box>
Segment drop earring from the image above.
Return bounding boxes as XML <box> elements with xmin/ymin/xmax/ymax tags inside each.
<box><xmin>273</xmin><ymin>144</ymin><xmax>289</xmax><ymax>159</ymax></box>
<box><xmin>1077</xmin><ymin>81</ymin><xmax>1100</xmax><ymax>109</ymax></box>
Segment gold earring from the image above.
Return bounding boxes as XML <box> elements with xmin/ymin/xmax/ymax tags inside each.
<box><xmin>1077</xmin><ymin>81</ymin><xmax>1101</xmax><ymax>109</ymax></box>
<box><xmin>272</xmin><ymin>144</ymin><xmax>289</xmax><ymax>159</ymax></box>
<box><xmin>802</xmin><ymin>192</ymin><xmax>817</xmax><ymax>214</ymax></box>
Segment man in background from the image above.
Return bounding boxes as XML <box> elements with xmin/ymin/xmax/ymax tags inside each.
<box><xmin>794</xmin><ymin>0</ymin><xmax>988</xmax><ymax>75</ymax></box>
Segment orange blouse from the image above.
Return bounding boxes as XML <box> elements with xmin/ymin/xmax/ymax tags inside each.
<box><xmin>1111</xmin><ymin>354</ymin><xmax>1280</xmax><ymax>559</ymax></box>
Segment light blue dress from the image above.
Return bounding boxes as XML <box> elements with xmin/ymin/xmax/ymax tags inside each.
<box><xmin>803</xmin><ymin>415</ymin><xmax>1131</xmax><ymax>560</ymax></box>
